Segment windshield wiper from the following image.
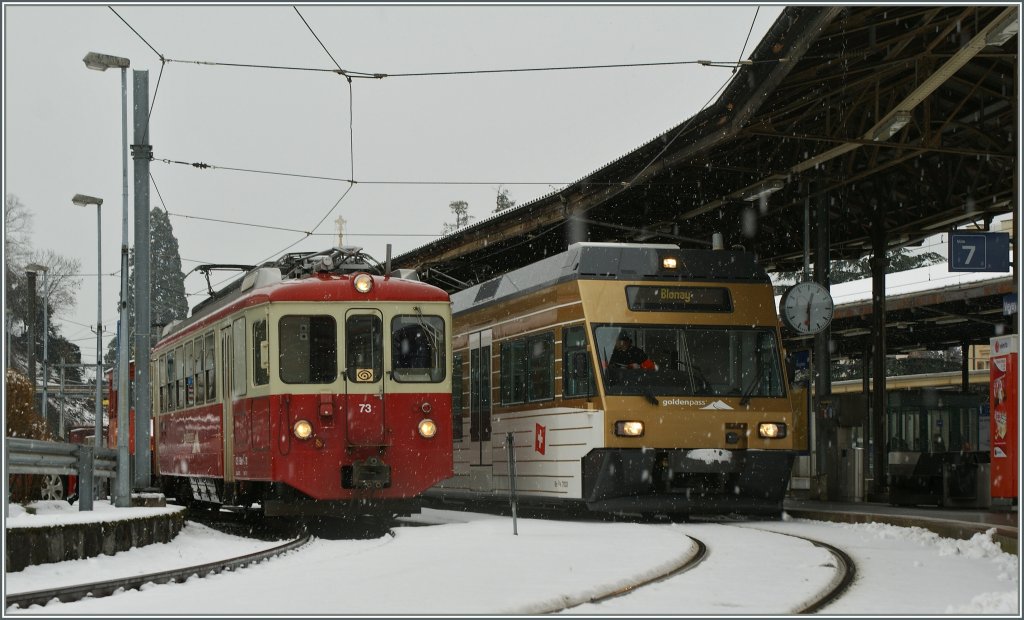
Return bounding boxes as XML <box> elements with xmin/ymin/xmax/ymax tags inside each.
<box><xmin>739</xmin><ymin>361</ymin><xmax>763</xmax><ymax>406</ymax></box>
<box><xmin>643</xmin><ymin>387</ymin><xmax>659</xmax><ymax>406</ymax></box>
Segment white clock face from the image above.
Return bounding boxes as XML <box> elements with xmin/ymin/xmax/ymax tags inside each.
<box><xmin>780</xmin><ymin>281</ymin><xmax>834</xmax><ymax>335</ymax></box>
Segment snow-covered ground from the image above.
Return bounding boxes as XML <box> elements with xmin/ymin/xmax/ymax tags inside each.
<box><xmin>3</xmin><ymin>501</ymin><xmax>1018</xmax><ymax>615</ymax></box>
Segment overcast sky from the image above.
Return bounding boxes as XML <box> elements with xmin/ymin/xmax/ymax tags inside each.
<box><xmin>4</xmin><ymin>2</ymin><xmax>784</xmax><ymax>361</ymax></box>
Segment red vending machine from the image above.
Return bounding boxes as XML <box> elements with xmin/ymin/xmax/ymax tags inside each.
<box><xmin>989</xmin><ymin>334</ymin><xmax>1018</xmax><ymax>501</ymax></box>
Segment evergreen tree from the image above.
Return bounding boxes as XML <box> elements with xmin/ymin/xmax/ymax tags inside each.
<box><xmin>441</xmin><ymin>200</ymin><xmax>474</xmax><ymax>235</ymax></box>
<box><xmin>494</xmin><ymin>186</ymin><xmax>516</xmax><ymax>213</ymax></box>
<box><xmin>773</xmin><ymin>247</ymin><xmax>945</xmax><ymax>295</ymax></box>
<box><xmin>105</xmin><ymin>208</ymin><xmax>188</xmax><ymax>364</ymax></box>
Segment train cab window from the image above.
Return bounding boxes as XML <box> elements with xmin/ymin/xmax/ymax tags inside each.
<box><xmin>346</xmin><ymin>315</ymin><xmax>382</xmax><ymax>383</ymax></box>
<box><xmin>391</xmin><ymin>315</ymin><xmax>446</xmax><ymax>382</ymax></box>
<box><xmin>563</xmin><ymin>326</ymin><xmax>594</xmax><ymax>399</ymax></box>
<box><xmin>204</xmin><ymin>333</ymin><xmax>216</xmax><ymax>400</ymax></box>
<box><xmin>184</xmin><ymin>340</ymin><xmax>195</xmax><ymax>407</ymax></box>
<box><xmin>595</xmin><ymin>325</ymin><xmax>785</xmax><ymax>399</ymax></box>
<box><xmin>193</xmin><ymin>337</ymin><xmax>205</xmax><ymax>405</ymax></box>
<box><xmin>280</xmin><ymin>315</ymin><xmax>338</xmax><ymax>384</ymax></box>
<box><xmin>452</xmin><ymin>352</ymin><xmax>464</xmax><ymax>440</ymax></box>
<box><xmin>253</xmin><ymin>319</ymin><xmax>269</xmax><ymax>386</ymax></box>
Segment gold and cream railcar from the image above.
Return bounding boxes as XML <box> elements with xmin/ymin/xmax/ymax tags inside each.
<box><xmin>431</xmin><ymin>242</ymin><xmax>800</xmax><ymax>517</ymax></box>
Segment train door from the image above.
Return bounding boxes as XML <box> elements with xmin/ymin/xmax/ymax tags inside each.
<box><xmin>344</xmin><ymin>310</ymin><xmax>386</xmax><ymax>446</ymax></box>
<box><xmin>218</xmin><ymin>323</ymin><xmax>241</xmax><ymax>499</ymax></box>
<box><xmin>226</xmin><ymin>317</ymin><xmax>251</xmax><ymax>497</ymax></box>
<box><xmin>468</xmin><ymin>330</ymin><xmax>493</xmax><ymax>489</ymax></box>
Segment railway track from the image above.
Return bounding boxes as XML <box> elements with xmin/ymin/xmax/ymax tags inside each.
<box><xmin>6</xmin><ymin>512</ymin><xmax>856</xmax><ymax>614</ymax></box>
<box><xmin>540</xmin><ymin>521</ymin><xmax>856</xmax><ymax>615</ymax></box>
<box><xmin>785</xmin><ymin>532</ymin><xmax>856</xmax><ymax>613</ymax></box>
<box><xmin>4</xmin><ymin>533</ymin><xmax>311</xmax><ymax>610</ymax></box>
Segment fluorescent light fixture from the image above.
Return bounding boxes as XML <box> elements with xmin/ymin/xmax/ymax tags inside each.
<box><xmin>740</xmin><ymin>179</ymin><xmax>785</xmax><ymax>201</ymax></box>
<box><xmin>872</xmin><ymin>111</ymin><xmax>912</xmax><ymax>141</ymax></box>
<box><xmin>842</xmin><ymin>328</ymin><xmax>872</xmax><ymax>337</ymax></box>
<box><xmin>986</xmin><ymin>13</ymin><xmax>1019</xmax><ymax>46</ymax></box>
<box><xmin>934</xmin><ymin>316</ymin><xmax>967</xmax><ymax>325</ymax></box>
<box><xmin>72</xmin><ymin>193</ymin><xmax>103</xmax><ymax>207</ymax></box>
<box><xmin>82</xmin><ymin>52</ymin><xmax>130</xmax><ymax>71</ymax></box>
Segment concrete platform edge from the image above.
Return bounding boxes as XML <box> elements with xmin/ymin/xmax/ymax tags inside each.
<box><xmin>786</xmin><ymin>508</ymin><xmax>1018</xmax><ymax>555</ymax></box>
<box><xmin>5</xmin><ymin>511</ymin><xmax>186</xmax><ymax>572</ymax></box>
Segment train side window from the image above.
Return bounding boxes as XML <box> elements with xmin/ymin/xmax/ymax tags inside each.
<box><xmin>280</xmin><ymin>315</ymin><xmax>338</xmax><ymax>384</ymax></box>
<box><xmin>184</xmin><ymin>340</ymin><xmax>195</xmax><ymax>407</ymax></box>
<box><xmin>563</xmin><ymin>326</ymin><xmax>593</xmax><ymax>399</ymax></box>
<box><xmin>346</xmin><ymin>314</ymin><xmax>381</xmax><ymax>383</ymax></box>
<box><xmin>253</xmin><ymin>319</ymin><xmax>269</xmax><ymax>386</ymax></box>
<box><xmin>391</xmin><ymin>315</ymin><xmax>446</xmax><ymax>382</ymax></box>
<box><xmin>452</xmin><ymin>352</ymin><xmax>464</xmax><ymax>440</ymax></box>
<box><xmin>500</xmin><ymin>339</ymin><xmax>527</xmax><ymax>405</ymax></box>
<box><xmin>174</xmin><ymin>345</ymin><xmax>185</xmax><ymax>410</ymax></box>
<box><xmin>165</xmin><ymin>351</ymin><xmax>175</xmax><ymax>411</ymax></box>
<box><xmin>193</xmin><ymin>337</ymin><xmax>205</xmax><ymax>405</ymax></box>
<box><xmin>527</xmin><ymin>333</ymin><xmax>554</xmax><ymax>402</ymax></box>
<box><xmin>204</xmin><ymin>333</ymin><xmax>216</xmax><ymax>400</ymax></box>
<box><xmin>158</xmin><ymin>354</ymin><xmax>167</xmax><ymax>413</ymax></box>
<box><xmin>232</xmin><ymin>317</ymin><xmax>247</xmax><ymax>397</ymax></box>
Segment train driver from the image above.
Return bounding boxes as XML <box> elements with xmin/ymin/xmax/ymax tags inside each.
<box><xmin>609</xmin><ymin>333</ymin><xmax>658</xmax><ymax>370</ymax></box>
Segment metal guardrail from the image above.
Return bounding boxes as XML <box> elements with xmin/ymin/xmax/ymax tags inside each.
<box><xmin>4</xmin><ymin>437</ymin><xmax>118</xmax><ymax>517</ymax></box>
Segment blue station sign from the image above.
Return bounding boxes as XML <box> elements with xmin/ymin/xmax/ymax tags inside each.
<box><xmin>948</xmin><ymin>231</ymin><xmax>1010</xmax><ymax>272</ymax></box>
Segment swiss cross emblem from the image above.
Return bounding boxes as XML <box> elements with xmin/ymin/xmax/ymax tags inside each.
<box><xmin>534</xmin><ymin>423</ymin><xmax>546</xmax><ymax>455</ymax></box>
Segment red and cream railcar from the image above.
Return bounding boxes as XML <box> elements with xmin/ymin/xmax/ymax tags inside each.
<box><xmin>151</xmin><ymin>248</ymin><xmax>453</xmax><ymax>517</ymax></box>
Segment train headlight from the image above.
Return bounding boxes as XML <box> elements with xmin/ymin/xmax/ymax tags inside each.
<box><xmin>293</xmin><ymin>419</ymin><xmax>314</xmax><ymax>440</ymax></box>
<box><xmin>758</xmin><ymin>422</ymin><xmax>787</xmax><ymax>439</ymax></box>
<box><xmin>614</xmin><ymin>421</ymin><xmax>645</xmax><ymax>437</ymax></box>
<box><xmin>353</xmin><ymin>273</ymin><xmax>374</xmax><ymax>294</ymax></box>
<box><xmin>662</xmin><ymin>257</ymin><xmax>678</xmax><ymax>269</ymax></box>
<box><xmin>418</xmin><ymin>418</ymin><xmax>437</xmax><ymax>439</ymax></box>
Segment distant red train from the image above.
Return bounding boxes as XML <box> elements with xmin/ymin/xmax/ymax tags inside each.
<box><xmin>109</xmin><ymin>247</ymin><xmax>454</xmax><ymax>517</ymax></box>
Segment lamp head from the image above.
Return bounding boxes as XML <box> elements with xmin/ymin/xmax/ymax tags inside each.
<box><xmin>83</xmin><ymin>52</ymin><xmax>130</xmax><ymax>71</ymax></box>
<box><xmin>72</xmin><ymin>193</ymin><xmax>103</xmax><ymax>207</ymax></box>
<box><xmin>25</xmin><ymin>263</ymin><xmax>49</xmax><ymax>274</ymax></box>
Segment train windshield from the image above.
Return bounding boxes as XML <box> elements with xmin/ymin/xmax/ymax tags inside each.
<box><xmin>391</xmin><ymin>315</ymin><xmax>446</xmax><ymax>383</ymax></box>
<box><xmin>594</xmin><ymin>325</ymin><xmax>785</xmax><ymax>399</ymax></box>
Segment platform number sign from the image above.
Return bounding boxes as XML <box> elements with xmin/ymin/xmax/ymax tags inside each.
<box><xmin>948</xmin><ymin>231</ymin><xmax>1010</xmax><ymax>272</ymax></box>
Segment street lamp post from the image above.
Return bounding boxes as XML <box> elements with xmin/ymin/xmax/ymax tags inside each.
<box><xmin>71</xmin><ymin>194</ymin><xmax>103</xmax><ymax>451</ymax></box>
<box><xmin>26</xmin><ymin>264</ymin><xmax>50</xmax><ymax>436</ymax></box>
<box><xmin>84</xmin><ymin>51</ymin><xmax>132</xmax><ymax>507</ymax></box>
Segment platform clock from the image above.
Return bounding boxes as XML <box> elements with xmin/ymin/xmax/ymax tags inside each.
<box><xmin>779</xmin><ymin>281</ymin><xmax>834</xmax><ymax>335</ymax></box>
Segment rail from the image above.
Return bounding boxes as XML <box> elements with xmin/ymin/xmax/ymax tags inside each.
<box><xmin>4</xmin><ymin>437</ymin><xmax>118</xmax><ymax>517</ymax></box>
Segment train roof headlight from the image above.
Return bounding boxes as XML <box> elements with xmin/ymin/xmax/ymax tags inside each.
<box><xmin>615</xmin><ymin>421</ymin><xmax>645</xmax><ymax>437</ymax></box>
<box><xmin>293</xmin><ymin>419</ymin><xmax>314</xmax><ymax>440</ymax></box>
<box><xmin>353</xmin><ymin>273</ymin><xmax>374</xmax><ymax>294</ymax></box>
<box><xmin>418</xmin><ymin>418</ymin><xmax>437</xmax><ymax>439</ymax></box>
<box><xmin>758</xmin><ymin>422</ymin><xmax>786</xmax><ymax>439</ymax></box>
